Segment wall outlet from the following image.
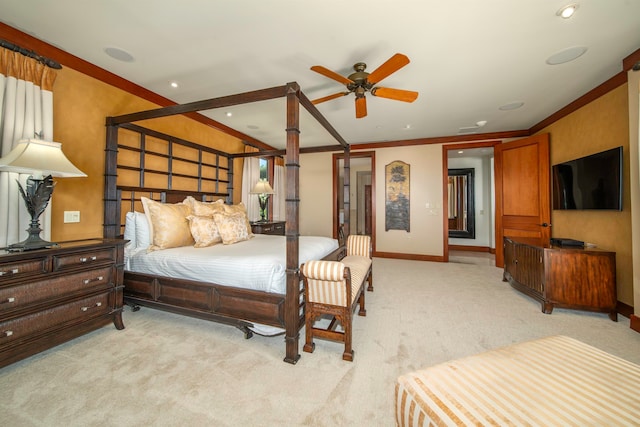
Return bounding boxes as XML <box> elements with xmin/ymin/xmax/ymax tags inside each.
<box><xmin>64</xmin><ymin>211</ymin><xmax>80</xmax><ymax>223</ymax></box>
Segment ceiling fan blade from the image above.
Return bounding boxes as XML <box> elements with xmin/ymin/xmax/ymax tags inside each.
<box><xmin>355</xmin><ymin>96</ymin><xmax>367</xmax><ymax>118</ymax></box>
<box><xmin>311</xmin><ymin>92</ymin><xmax>350</xmax><ymax>105</ymax></box>
<box><xmin>366</xmin><ymin>53</ymin><xmax>410</xmax><ymax>85</ymax></box>
<box><xmin>371</xmin><ymin>87</ymin><xmax>419</xmax><ymax>103</ymax></box>
<box><xmin>310</xmin><ymin>65</ymin><xmax>353</xmax><ymax>85</ymax></box>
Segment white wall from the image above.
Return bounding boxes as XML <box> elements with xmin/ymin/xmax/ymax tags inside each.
<box><xmin>375</xmin><ymin>144</ymin><xmax>444</xmax><ymax>256</ymax></box>
<box><xmin>299</xmin><ymin>144</ymin><xmax>445</xmax><ymax>256</ymax></box>
<box><xmin>299</xmin><ymin>152</ymin><xmax>334</xmax><ymax>237</ymax></box>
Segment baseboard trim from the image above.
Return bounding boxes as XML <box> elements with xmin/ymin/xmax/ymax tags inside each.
<box><xmin>631</xmin><ymin>315</ymin><xmax>640</xmax><ymax>334</ymax></box>
<box><xmin>449</xmin><ymin>245</ymin><xmax>491</xmax><ymax>252</ymax></box>
<box><xmin>617</xmin><ymin>301</ymin><xmax>634</xmax><ymax>319</ymax></box>
<box><xmin>374</xmin><ymin>251</ymin><xmax>444</xmax><ymax>262</ymax></box>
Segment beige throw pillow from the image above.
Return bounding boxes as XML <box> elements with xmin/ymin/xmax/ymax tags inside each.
<box><xmin>223</xmin><ymin>202</ymin><xmax>254</xmax><ymax>237</ymax></box>
<box><xmin>187</xmin><ymin>215</ymin><xmax>222</xmax><ymax>247</ymax></box>
<box><xmin>213</xmin><ymin>211</ymin><xmax>252</xmax><ymax>245</ymax></box>
<box><xmin>184</xmin><ymin>196</ymin><xmax>226</xmax><ymax>217</ymax></box>
<box><xmin>141</xmin><ymin>197</ymin><xmax>194</xmax><ymax>251</ymax></box>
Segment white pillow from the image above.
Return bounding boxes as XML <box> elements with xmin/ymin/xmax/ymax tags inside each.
<box><xmin>134</xmin><ymin>211</ymin><xmax>152</xmax><ymax>249</ymax></box>
<box><xmin>124</xmin><ymin>212</ymin><xmax>137</xmax><ymax>248</ymax></box>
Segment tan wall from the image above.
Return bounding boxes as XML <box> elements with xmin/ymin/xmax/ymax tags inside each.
<box><xmin>50</xmin><ymin>66</ymin><xmax>244</xmax><ymax>241</ymax></box>
<box><xmin>539</xmin><ymin>85</ymin><xmax>634</xmax><ymax>305</ymax></box>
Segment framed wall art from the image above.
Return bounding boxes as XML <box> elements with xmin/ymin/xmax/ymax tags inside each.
<box><xmin>385</xmin><ymin>160</ymin><xmax>410</xmax><ymax>232</ymax></box>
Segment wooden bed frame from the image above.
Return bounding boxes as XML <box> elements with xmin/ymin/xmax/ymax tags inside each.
<box><xmin>103</xmin><ymin>83</ymin><xmax>352</xmax><ymax>364</ymax></box>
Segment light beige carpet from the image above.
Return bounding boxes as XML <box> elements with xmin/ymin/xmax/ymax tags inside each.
<box><xmin>1</xmin><ymin>258</ymin><xmax>639</xmax><ymax>426</ymax></box>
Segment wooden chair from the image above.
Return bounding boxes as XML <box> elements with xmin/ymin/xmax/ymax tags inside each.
<box><xmin>300</xmin><ymin>234</ymin><xmax>372</xmax><ymax>361</ymax></box>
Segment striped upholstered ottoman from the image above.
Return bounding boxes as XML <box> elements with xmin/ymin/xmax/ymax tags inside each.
<box><xmin>395</xmin><ymin>335</ymin><xmax>640</xmax><ymax>426</ymax></box>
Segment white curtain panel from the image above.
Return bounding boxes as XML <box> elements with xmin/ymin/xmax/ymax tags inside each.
<box><xmin>241</xmin><ymin>156</ymin><xmax>261</xmax><ymax>221</ymax></box>
<box><xmin>273</xmin><ymin>164</ymin><xmax>285</xmax><ymax>221</ymax></box>
<box><xmin>0</xmin><ymin>51</ymin><xmax>55</xmax><ymax>247</ymax></box>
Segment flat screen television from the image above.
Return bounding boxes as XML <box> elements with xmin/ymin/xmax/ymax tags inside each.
<box><xmin>552</xmin><ymin>147</ymin><xmax>622</xmax><ymax>211</ymax></box>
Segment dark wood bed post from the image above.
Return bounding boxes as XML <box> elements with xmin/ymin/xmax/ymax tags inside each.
<box><xmin>104</xmin><ymin>120</ymin><xmax>119</xmax><ymax>239</ymax></box>
<box><xmin>284</xmin><ymin>82</ymin><xmax>301</xmax><ymax>364</ymax></box>
<box><xmin>343</xmin><ymin>147</ymin><xmax>350</xmax><ymax>237</ymax></box>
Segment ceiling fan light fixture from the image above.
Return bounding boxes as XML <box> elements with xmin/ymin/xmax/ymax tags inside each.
<box><xmin>557</xmin><ymin>3</ymin><xmax>579</xmax><ymax>19</ymax></box>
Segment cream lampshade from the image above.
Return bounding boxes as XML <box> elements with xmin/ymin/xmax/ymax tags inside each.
<box><xmin>0</xmin><ymin>138</ymin><xmax>87</xmax><ymax>251</ymax></box>
<box><xmin>250</xmin><ymin>179</ymin><xmax>274</xmax><ymax>222</ymax></box>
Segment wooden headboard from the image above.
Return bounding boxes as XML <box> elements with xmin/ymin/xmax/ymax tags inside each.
<box><xmin>104</xmin><ymin>123</ymin><xmax>232</xmax><ymax>238</ymax></box>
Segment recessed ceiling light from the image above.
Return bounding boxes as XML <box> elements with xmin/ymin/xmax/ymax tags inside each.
<box><xmin>476</xmin><ymin>120</ymin><xmax>487</xmax><ymax>127</ymax></box>
<box><xmin>499</xmin><ymin>101</ymin><xmax>524</xmax><ymax>111</ymax></box>
<box><xmin>104</xmin><ymin>47</ymin><xmax>134</xmax><ymax>62</ymax></box>
<box><xmin>247</xmin><ymin>125</ymin><xmax>259</xmax><ymax>130</ymax></box>
<box><xmin>170</xmin><ymin>81</ymin><xmax>179</xmax><ymax>88</ymax></box>
<box><xmin>546</xmin><ymin>46</ymin><xmax>588</xmax><ymax>65</ymax></box>
<box><xmin>225</xmin><ymin>112</ymin><xmax>233</xmax><ymax>117</ymax></box>
<box><xmin>404</xmin><ymin>124</ymin><xmax>412</xmax><ymax>129</ymax></box>
<box><xmin>556</xmin><ymin>3</ymin><xmax>579</xmax><ymax>19</ymax></box>
<box><xmin>458</xmin><ymin>150</ymin><xmax>464</xmax><ymax>154</ymax></box>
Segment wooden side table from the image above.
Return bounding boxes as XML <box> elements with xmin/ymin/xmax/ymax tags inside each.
<box><xmin>250</xmin><ymin>221</ymin><xmax>285</xmax><ymax>236</ymax></box>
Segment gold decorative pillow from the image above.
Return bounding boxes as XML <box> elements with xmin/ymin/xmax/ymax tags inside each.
<box><xmin>222</xmin><ymin>202</ymin><xmax>254</xmax><ymax>237</ymax></box>
<box><xmin>141</xmin><ymin>197</ymin><xmax>194</xmax><ymax>251</ymax></box>
<box><xmin>184</xmin><ymin>196</ymin><xmax>226</xmax><ymax>217</ymax></box>
<box><xmin>187</xmin><ymin>215</ymin><xmax>222</xmax><ymax>248</ymax></box>
<box><xmin>213</xmin><ymin>211</ymin><xmax>252</xmax><ymax>245</ymax></box>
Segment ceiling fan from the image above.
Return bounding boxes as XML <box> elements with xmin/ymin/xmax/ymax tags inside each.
<box><xmin>310</xmin><ymin>53</ymin><xmax>419</xmax><ymax>119</ymax></box>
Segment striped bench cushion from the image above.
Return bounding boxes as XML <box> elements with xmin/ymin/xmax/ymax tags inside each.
<box><xmin>302</xmin><ymin>258</ymin><xmax>369</xmax><ymax>307</ymax></box>
<box><xmin>396</xmin><ymin>335</ymin><xmax>640</xmax><ymax>426</ymax></box>
<box><xmin>347</xmin><ymin>235</ymin><xmax>370</xmax><ymax>258</ymax></box>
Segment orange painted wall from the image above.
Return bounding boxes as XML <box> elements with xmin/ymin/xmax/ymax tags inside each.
<box><xmin>539</xmin><ymin>84</ymin><xmax>633</xmax><ymax>305</ymax></box>
<box><xmin>50</xmin><ymin>66</ymin><xmax>244</xmax><ymax>241</ymax></box>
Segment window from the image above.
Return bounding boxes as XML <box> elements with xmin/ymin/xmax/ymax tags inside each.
<box><xmin>259</xmin><ymin>158</ymin><xmax>268</xmax><ymax>180</ymax></box>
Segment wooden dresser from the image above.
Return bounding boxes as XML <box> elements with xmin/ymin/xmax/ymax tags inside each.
<box><xmin>250</xmin><ymin>220</ymin><xmax>285</xmax><ymax>235</ymax></box>
<box><xmin>503</xmin><ymin>237</ymin><xmax>617</xmax><ymax>321</ymax></box>
<box><xmin>0</xmin><ymin>239</ymin><xmax>126</xmax><ymax>368</ymax></box>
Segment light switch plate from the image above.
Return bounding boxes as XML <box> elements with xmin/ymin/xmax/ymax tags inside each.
<box><xmin>63</xmin><ymin>211</ymin><xmax>80</xmax><ymax>223</ymax></box>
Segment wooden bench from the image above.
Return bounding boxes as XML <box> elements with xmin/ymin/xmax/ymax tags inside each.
<box><xmin>300</xmin><ymin>235</ymin><xmax>372</xmax><ymax>361</ymax></box>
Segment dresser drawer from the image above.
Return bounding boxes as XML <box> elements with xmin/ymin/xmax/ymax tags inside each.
<box><xmin>0</xmin><ymin>266</ymin><xmax>113</xmax><ymax>314</ymax></box>
<box><xmin>53</xmin><ymin>247</ymin><xmax>116</xmax><ymax>271</ymax></box>
<box><xmin>0</xmin><ymin>258</ymin><xmax>49</xmax><ymax>283</ymax></box>
<box><xmin>0</xmin><ymin>291</ymin><xmax>112</xmax><ymax>346</ymax></box>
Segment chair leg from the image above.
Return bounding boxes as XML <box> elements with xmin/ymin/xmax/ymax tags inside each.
<box><xmin>367</xmin><ymin>268</ymin><xmax>373</xmax><ymax>292</ymax></box>
<box><xmin>303</xmin><ymin>307</ymin><xmax>315</xmax><ymax>353</ymax></box>
<box><xmin>342</xmin><ymin>310</ymin><xmax>354</xmax><ymax>361</ymax></box>
<box><xmin>357</xmin><ymin>289</ymin><xmax>366</xmax><ymax>316</ymax></box>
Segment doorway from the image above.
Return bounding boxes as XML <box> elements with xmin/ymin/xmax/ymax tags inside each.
<box><xmin>333</xmin><ymin>151</ymin><xmax>375</xmax><ymax>250</ymax></box>
<box><xmin>443</xmin><ymin>142</ymin><xmax>499</xmax><ymax>264</ymax></box>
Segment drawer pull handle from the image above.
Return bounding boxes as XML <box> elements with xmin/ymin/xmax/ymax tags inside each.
<box><xmin>83</xmin><ymin>276</ymin><xmax>104</xmax><ymax>285</ymax></box>
<box><xmin>0</xmin><ymin>268</ymin><xmax>19</xmax><ymax>277</ymax></box>
<box><xmin>80</xmin><ymin>302</ymin><xmax>103</xmax><ymax>312</ymax></box>
<box><xmin>2</xmin><ymin>330</ymin><xmax>13</xmax><ymax>338</ymax></box>
<box><xmin>1</xmin><ymin>297</ymin><xmax>16</xmax><ymax>305</ymax></box>
<box><xmin>79</xmin><ymin>256</ymin><xmax>98</xmax><ymax>263</ymax></box>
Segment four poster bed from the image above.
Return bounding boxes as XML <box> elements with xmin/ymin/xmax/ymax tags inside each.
<box><xmin>103</xmin><ymin>83</ymin><xmax>353</xmax><ymax>364</ymax></box>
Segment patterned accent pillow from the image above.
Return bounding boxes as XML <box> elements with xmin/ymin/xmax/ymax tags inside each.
<box><xmin>141</xmin><ymin>197</ymin><xmax>194</xmax><ymax>251</ymax></box>
<box><xmin>184</xmin><ymin>196</ymin><xmax>226</xmax><ymax>217</ymax></box>
<box><xmin>213</xmin><ymin>211</ymin><xmax>252</xmax><ymax>245</ymax></box>
<box><xmin>222</xmin><ymin>202</ymin><xmax>254</xmax><ymax>237</ymax></box>
<box><xmin>187</xmin><ymin>215</ymin><xmax>222</xmax><ymax>248</ymax></box>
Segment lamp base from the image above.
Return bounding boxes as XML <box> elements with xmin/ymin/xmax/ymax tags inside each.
<box><xmin>7</xmin><ymin>228</ymin><xmax>58</xmax><ymax>252</ymax></box>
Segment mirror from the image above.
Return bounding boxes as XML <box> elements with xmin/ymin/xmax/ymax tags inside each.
<box><xmin>448</xmin><ymin>168</ymin><xmax>475</xmax><ymax>239</ymax></box>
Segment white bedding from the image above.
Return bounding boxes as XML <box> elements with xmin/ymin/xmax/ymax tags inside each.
<box><xmin>125</xmin><ymin>234</ymin><xmax>339</xmax><ymax>294</ymax></box>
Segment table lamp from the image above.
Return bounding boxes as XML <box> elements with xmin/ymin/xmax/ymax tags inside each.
<box><xmin>0</xmin><ymin>138</ymin><xmax>87</xmax><ymax>251</ymax></box>
<box><xmin>250</xmin><ymin>179</ymin><xmax>274</xmax><ymax>222</ymax></box>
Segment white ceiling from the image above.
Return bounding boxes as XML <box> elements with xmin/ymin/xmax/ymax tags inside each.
<box><xmin>2</xmin><ymin>1</ymin><xmax>640</xmax><ymax>150</ymax></box>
